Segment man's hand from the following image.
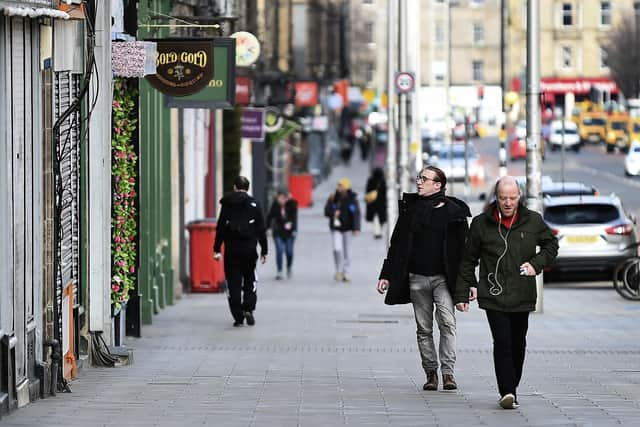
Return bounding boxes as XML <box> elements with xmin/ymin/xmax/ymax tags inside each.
<box><xmin>520</xmin><ymin>262</ymin><xmax>535</xmax><ymax>276</ymax></box>
<box><xmin>469</xmin><ymin>287</ymin><xmax>477</xmax><ymax>301</ymax></box>
<box><xmin>213</xmin><ymin>252</ymin><xmax>222</xmax><ymax>261</ymax></box>
<box><xmin>353</xmin><ymin>230</ymin><xmax>360</xmax><ymax>236</ymax></box>
<box><xmin>376</xmin><ymin>279</ymin><xmax>389</xmax><ymax>294</ymax></box>
<box><xmin>260</xmin><ymin>255</ymin><xmax>267</xmax><ymax>264</ymax></box>
<box><xmin>456</xmin><ymin>303</ymin><xmax>469</xmax><ymax>312</ymax></box>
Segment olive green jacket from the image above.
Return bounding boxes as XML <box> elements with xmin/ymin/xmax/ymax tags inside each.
<box><xmin>454</xmin><ymin>203</ymin><xmax>559</xmax><ymax>312</ymax></box>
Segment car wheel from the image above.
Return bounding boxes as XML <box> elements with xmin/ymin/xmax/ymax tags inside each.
<box><xmin>606</xmin><ymin>144</ymin><xmax>614</xmax><ymax>153</ymax></box>
<box><xmin>572</xmin><ymin>145</ymin><xmax>580</xmax><ymax>153</ymax></box>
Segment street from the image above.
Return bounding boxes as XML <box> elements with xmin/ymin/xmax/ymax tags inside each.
<box><xmin>3</xmin><ymin>155</ymin><xmax>640</xmax><ymax>427</ymax></box>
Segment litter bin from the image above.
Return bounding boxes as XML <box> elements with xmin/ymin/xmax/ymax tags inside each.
<box><xmin>186</xmin><ymin>219</ymin><xmax>225</xmax><ymax>292</ymax></box>
<box><xmin>289</xmin><ymin>173</ymin><xmax>313</xmax><ymax>207</ymax></box>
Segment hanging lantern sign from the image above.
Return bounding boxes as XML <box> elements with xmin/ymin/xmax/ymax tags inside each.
<box><xmin>230</xmin><ymin>31</ymin><xmax>260</xmax><ymax>67</ymax></box>
<box><xmin>264</xmin><ymin>107</ymin><xmax>284</xmax><ymax>133</ymax></box>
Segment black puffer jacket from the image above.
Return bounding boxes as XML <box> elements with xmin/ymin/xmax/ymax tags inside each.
<box><xmin>378</xmin><ymin>193</ymin><xmax>471</xmax><ymax>305</ymax></box>
<box><xmin>365</xmin><ymin>170</ymin><xmax>387</xmax><ymax>224</ymax></box>
<box><xmin>213</xmin><ymin>191</ymin><xmax>268</xmax><ymax>257</ymax></box>
<box><xmin>324</xmin><ymin>190</ymin><xmax>361</xmax><ymax>232</ymax></box>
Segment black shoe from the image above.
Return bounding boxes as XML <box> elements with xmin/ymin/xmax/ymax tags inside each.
<box><xmin>233</xmin><ymin>320</ymin><xmax>243</xmax><ymax>327</ymax></box>
<box><xmin>423</xmin><ymin>370</ymin><xmax>438</xmax><ymax>391</ymax></box>
<box><xmin>442</xmin><ymin>374</ymin><xmax>457</xmax><ymax>390</ymax></box>
<box><xmin>244</xmin><ymin>311</ymin><xmax>255</xmax><ymax>326</ymax></box>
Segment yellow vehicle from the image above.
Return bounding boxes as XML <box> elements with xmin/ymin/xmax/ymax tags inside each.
<box><xmin>628</xmin><ymin>118</ymin><xmax>640</xmax><ymax>145</ymax></box>
<box><xmin>605</xmin><ymin>113</ymin><xmax>630</xmax><ymax>153</ymax></box>
<box><xmin>579</xmin><ymin>111</ymin><xmax>608</xmax><ymax>144</ymax></box>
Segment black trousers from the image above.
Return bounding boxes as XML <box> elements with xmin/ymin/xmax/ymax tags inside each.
<box><xmin>224</xmin><ymin>254</ymin><xmax>258</xmax><ymax>322</ymax></box>
<box><xmin>486</xmin><ymin>309</ymin><xmax>530</xmax><ymax>399</ymax></box>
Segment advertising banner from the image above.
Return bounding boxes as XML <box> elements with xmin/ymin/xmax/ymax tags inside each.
<box><xmin>241</xmin><ymin>108</ymin><xmax>265</xmax><ymax>141</ymax></box>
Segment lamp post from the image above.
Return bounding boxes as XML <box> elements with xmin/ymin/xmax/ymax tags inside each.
<box><xmin>386</xmin><ymin>0</ymin><xmax>398</xmax><ymax>241</ymax></box>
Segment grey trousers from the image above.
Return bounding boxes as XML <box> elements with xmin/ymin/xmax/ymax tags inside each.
<box><xmin>331</xmin><ymin>230</ymin><xmax>352</xmax><ymax>274</ymax></box>
<box><xmin>409</xmin><ymin>273</ymin><xmax>457</xmax><ymax>375</ymax></box>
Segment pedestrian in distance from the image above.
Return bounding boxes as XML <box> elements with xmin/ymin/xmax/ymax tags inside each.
<box><xmin>266</xmin><ymin>190</ymin><xmax>298</xmax><ymax>280</ymax></box>
<box><xmin>376</xmin><ymin>166</ymin><xmax>471</xmax><ymax>391</ymax></box>
<box><xmin>324</xmin><ymin>178</ymin><xmax>361</xmax><ymax>282</ymax></box>
<box><xmin>213</xmin><ymin>176</ymin><xmax>268</xmax><ymax>327</ymax></box>
<box><xmin>454</xmin><ymin>176</ymin><xmax>558</xmax><ymax>409</ymax></box>
<box><xmin>364</xmin><ymin>167</ymin><xmax>387</xmax><ymax>239</ymax></box>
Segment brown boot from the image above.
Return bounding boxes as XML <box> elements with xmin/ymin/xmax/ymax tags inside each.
<box><xmin>442</xmin><ymin>373</ymin><xmax>457</xmax><ymax>390</ymax></box>
<box><xmin>422</xmin><ymin>370</ymin><xmax>438</xmax><ymax>391</ymax></box>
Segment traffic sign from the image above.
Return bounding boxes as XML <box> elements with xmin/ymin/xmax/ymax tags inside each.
<box><xmin>395</xmin><ymin>71</ymin><xmax>415</xmax><ymax>94</ymax></box>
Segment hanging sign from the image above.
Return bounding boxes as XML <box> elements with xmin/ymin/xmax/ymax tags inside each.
<box><xmin>145</xmin><ymin>38</ymin><xmax>214</xmax><ymax>97</ymax></box>
<box><xmin>230</xmin><ymin>31</ymin><xmax>261</xmax><ymax>67</ymax></box>
<box><xmin>241</xmin><ymin>108</ymin><xmax>265</xmax><ymax>141</ymax></box>
<box><xmin>165</xmin><ymin>38</ymin><xmax>237</xmax><ymax>109</ymax></box>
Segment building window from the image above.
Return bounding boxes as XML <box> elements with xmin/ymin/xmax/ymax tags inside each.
<box><xmin>601</xmin><ymin>1</ymin><xmax>611</xmax><ymax>26</ymax></box>
<box><xmin>472</xmin><ymin>60</ymin><xmax>484</xmax><ymax>81</ymax></box>
<box><xmin>561</xmin><ymin>46</ymin><xmax>573</xmax><ymax>69</ymax></box>
<box><xmin>364</xmin><ymin>62</ymin><xmax>374</xmax><ymax>83</ymax></box>
<box><xmin>364</xmin><ymin>21</ymin><xmax>374</xmax><ymax>43</ymax></box>
<box><xmin>435</xmin><ymin>21</ymin><xmax>444</xmax><ymax>45</ymax></box>
<box><xmin>473</xmin><ymin>23</ymin><xmax>484</xmax><ymax>44</ymax></box>
<box><xmin>470</xmin><ymin>0</ymin><xmax>486</xmax><ymax>5</ymax></box>
<box><xmin>363</xmin><ymin>0</ymin><xmax>373</xmax><ymax>4</ymax></box>
<box><xmin>562</xmin><ymin>3</ymin><xmax>573</xmax><ymax>26</ymax></box>
<box><xmin>600</xmin><ymin>46</ymin><xmax>608</xmax><ymax>69</ymax></box>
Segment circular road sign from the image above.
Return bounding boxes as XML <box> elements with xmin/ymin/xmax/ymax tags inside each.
<box><xmin>395</xmin><ymin>71</ymin><xmax>415</xmax><ymax>94</ymax></box>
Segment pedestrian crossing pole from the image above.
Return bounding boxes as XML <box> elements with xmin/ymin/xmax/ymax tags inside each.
<box><xmin>498</xmin><ymin>125</ymin><xmax>507</xmax><ymax>177</ymax></box>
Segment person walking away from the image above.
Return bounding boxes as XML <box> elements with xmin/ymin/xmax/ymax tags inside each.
<box><xmin>376</xmin><ymin>166</ymin><xmax>471</xmax><ymax>391</ymax></box>
<box><xmin>266</xmin><ymin>190</ymin><xmax>298</xmax><ymax>280</ymax></box>
<box><xmin>364</xmin><ymin>167</ymin><xmax>387</xmax><ymax>239</ymax></box>
<box><xmin>324</xmin><ymin>178</ymin><xmax>361</xmax><ymax>282</ymax></box>
<box><xmin>454</xmin><ymin>176</ymin><xmax>558</xmax><ymax>409</ymax></box>
<box><xmin>213</xmin><ymin>176</ymin><xmax>268</xmax><ymax>327</ymax></box>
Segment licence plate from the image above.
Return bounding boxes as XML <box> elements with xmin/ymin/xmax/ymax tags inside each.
<box><xmin>588</xmin><ymin>135</ymin><xmax>599</xmax><ymax>141</ymax></box>
<box><xmin>565</xmin><ymin>235</ymin><xmax>598</xmax><ymax>244</ymax></box>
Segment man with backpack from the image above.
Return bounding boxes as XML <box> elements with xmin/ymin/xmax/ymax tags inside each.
<box><xmin>213</xmin><ymin>176</ymin><xmax>268</xmax><ymax>327</ymax></box>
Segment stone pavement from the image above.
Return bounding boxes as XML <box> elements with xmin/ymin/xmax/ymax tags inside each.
<box><xmin>4</xmin><ymin>158</ymin><xmax>640</xmax><ymax>427</ymax></box>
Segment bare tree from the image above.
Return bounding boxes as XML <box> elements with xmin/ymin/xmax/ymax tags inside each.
<box><xmin>606</xmin><ymin>14</ymin><xmax>640</xmax><ymax>99</ymax></box>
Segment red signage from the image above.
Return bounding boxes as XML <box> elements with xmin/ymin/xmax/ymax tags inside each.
<box><xmin>540</xmin><ymin>77</ymin><xmax>619</xmax><ymax>95</ymax></box>
<box><xmin>294</xmin><ymin>81</ymin><xmax>318</xmax><ymax>107</ymax></box>
<box><xmin>235</xmin><ymin>76</ymin><xmax>251</xmax><ymax>106</ymax></box>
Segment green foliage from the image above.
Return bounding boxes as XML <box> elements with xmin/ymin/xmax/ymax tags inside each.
<box><xmin>223</xmin><ymin>107</ymin><xmax>242</xmax><ymax>193</ymax></box>
<box><xmin>111</xmin><ymin>78</ymin><xmax>138</xmax><ymax>310</ymax></box>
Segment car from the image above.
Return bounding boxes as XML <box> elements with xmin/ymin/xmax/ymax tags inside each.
<box><xmin>624</xmin><ymin>140</ymin><xmax>640</xmax><ymax>176</ymax></box>
<box><xmin>543</xmin><ymin>195</ymin><xmax>638</xmax><ymax>274</ymax></box>
<box><xmin>541</xmin><ymin>181</ymin><xmax>598</xmax><ymax>197</ymax></box>
<box><xmin>509</xmin><ymin>137</ymin><xmax>527</xmax><ymax>160</ymax></box>
<box><xmin>549</xmin><ymin>120</ymin><xmax>581</xmax><ymax>151</ymax></box>
<box><xmin>514</xmin><ymin>120</ymin><xmax>527</xmax><ymax>139</ymax></box>
<box><xmin>432</xmin><ymin>143</ymin><xmax>485</xmax><ymax>181</ymax></box>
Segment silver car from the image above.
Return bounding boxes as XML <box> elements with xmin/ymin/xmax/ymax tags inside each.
<box><xmin>543</xmin><ymin>195</ymin><xmax>637</xmax><ymax>273</ymax></box>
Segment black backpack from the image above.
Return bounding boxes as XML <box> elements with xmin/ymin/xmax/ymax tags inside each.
<box><xmin>224</xmin><ymin>200</ymin><xmax>256</xmax><ymax>239</ymax></box>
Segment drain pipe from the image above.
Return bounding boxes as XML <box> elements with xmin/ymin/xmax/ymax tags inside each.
<box><xmin>44</xmin><ymin>339</ymin><xmax>61</xmax><ymax>396</ymax></box>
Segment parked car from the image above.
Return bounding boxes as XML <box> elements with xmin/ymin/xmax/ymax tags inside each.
<box><xmin>543</xmin><ymin>195</ymin><xmax>637</xmax><ymax>274</ymax></box>
<box><xmin>549</xmin><ymin>120</ymin><xmax>581</xmax><ymax>152</ymax></box>
<box><xmin>433</xmin><ymin>143</ymin><xmax>485</xmax><ymax>181</ymax></box>
<box><xmin>542</xmin><ymin>181</ymin><xmax>599</xmax><ymax>197</ymax></box>
<box><xmin>625</xmin><ymin>140</ymin><xmax>640</xmax><ymax>176</ymax></box>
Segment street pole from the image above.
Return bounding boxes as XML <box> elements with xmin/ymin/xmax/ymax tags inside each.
<box><xmin>408</xmin><ymin>0</ymin><xmax>422</xmax><ymax>174</ymax></box>
<box><xmin>446</xmin><ymin>0</ymin><xmax>454</xmax><ymax>195</ymax></box>
<box><xmin>498</xmin><ymin>125</ymin><xmax>508</xmax><ymax>177</ymax></box>
<box><xmin>464</xmin><ymin>116</ymin><xmax>470</xmax><ymax>196</ymax></box>
<box><xmin>561</xmin><ymin>109</ymin><xmax>565</xmax><ymax>183</ymax></box>
<box><xmin>525</xmin><ymin>0</ymin><xmax>544</xmax><ymax>313</ymax></box>
<box><xmin>386</xmin><ymin>0</ymin><xmax>398</xmax><ymax>243</ymax></box>
<box><xmin>398</xmin><ymin>0</ymin><xmax>409</xmax><ymax>194</ymax></box>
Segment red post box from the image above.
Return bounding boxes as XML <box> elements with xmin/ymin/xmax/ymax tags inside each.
<box><xmin>288</xmin><ymin>173</ymin><xmax>313</xmax><ymax>208</ymax></box>
<box><xmin>186</xmin><ymin>219</ymin><xmax>225</xmax><ymax>292</ymax></box>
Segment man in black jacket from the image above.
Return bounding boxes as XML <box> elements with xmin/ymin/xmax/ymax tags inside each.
<box><xmin>455</xmin><ymin>176</ymin><xmax>558</xmax><ymax>409</ymax></box>
<box><xmin>266</xmin><ymin>190</ymin><xmax>298</xmax><ymax>280</ymax></box>
<box><xmin>213</xmin><ymin>176</ymin><xmax>268</xmax><ymax>327</ymax></box>
<box><xmin>376</xmin><ymin>166</ymin><xmax>471</xmax><ymax>391</ymax></box>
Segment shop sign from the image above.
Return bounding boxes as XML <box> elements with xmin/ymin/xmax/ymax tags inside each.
<box><xmin>165</xmin><ymin>38</ymin><xmax>236</xmax><ymax>109</ymax></box>
<box><xmin>241</xmin><ymin>108</ymin><xmax>264</xmax><ymax>141</ymax></box>
<box><xmin>294</xmin><ymin>81</ymin><xmax>318</xmax><ymax>107</ymax></box>
<box><xmin>236</xmin><ymin>76</ymin><xmax>252</xmax><ymax>106</ymax></box>
<box><xmin>541</xmin><ymin>77</ymin><xmax>619</xmax><ymax>95</ymax></box>
<box><xmin>145</xmin><ymin>38</ymin><xmax>214</xmax><ymax>97</ymax></box>
<box><xmin>230</xmin><ymin>31</ymin><xmax>260</xmax><ymax>67</ymax></box>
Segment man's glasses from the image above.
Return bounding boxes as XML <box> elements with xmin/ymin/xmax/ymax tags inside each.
<box><xmin>416</xmin><ymin>174</ymin><xmax>437</xmax><ymax>184</ymax></box>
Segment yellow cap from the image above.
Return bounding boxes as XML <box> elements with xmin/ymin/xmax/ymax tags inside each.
<box><xmin>338</xmin><ymin>178</ymin><xmax>351</xmax><ymax>189</ymax></box>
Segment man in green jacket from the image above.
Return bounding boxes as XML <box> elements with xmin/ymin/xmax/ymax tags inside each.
<box><xmin>454</xmin><ymin>176</ymin><xmax>558</xmax><ymax>410</ymax></box>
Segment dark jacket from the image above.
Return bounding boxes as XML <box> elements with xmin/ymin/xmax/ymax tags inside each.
<box><xmin>324</xmin><ymin>190</ymin><xmax>361</xmax><ymax>232</ymax></box>
<box><xmin>454</xmin><ymin>203</ymin><xmax>559</xmax><ymax>312</ymax></box>
<box><xmin>266</xmin><ymin>198</ymin><xmax>298</xmax><ymax>239</ymax></box>
<box><xmin>365</xmin><ymin>172</ymin><xmax>387</xmax><ymax>224</ymax></box>
<box><xmin>378</xmin><ymin>193</ymin><xmax>471</xmax><ymax>305</ymax></box>
<box><xmin>213</xmin><ymin>191</ymin><xmax>268</xmax><ymax>257</ymax></box>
